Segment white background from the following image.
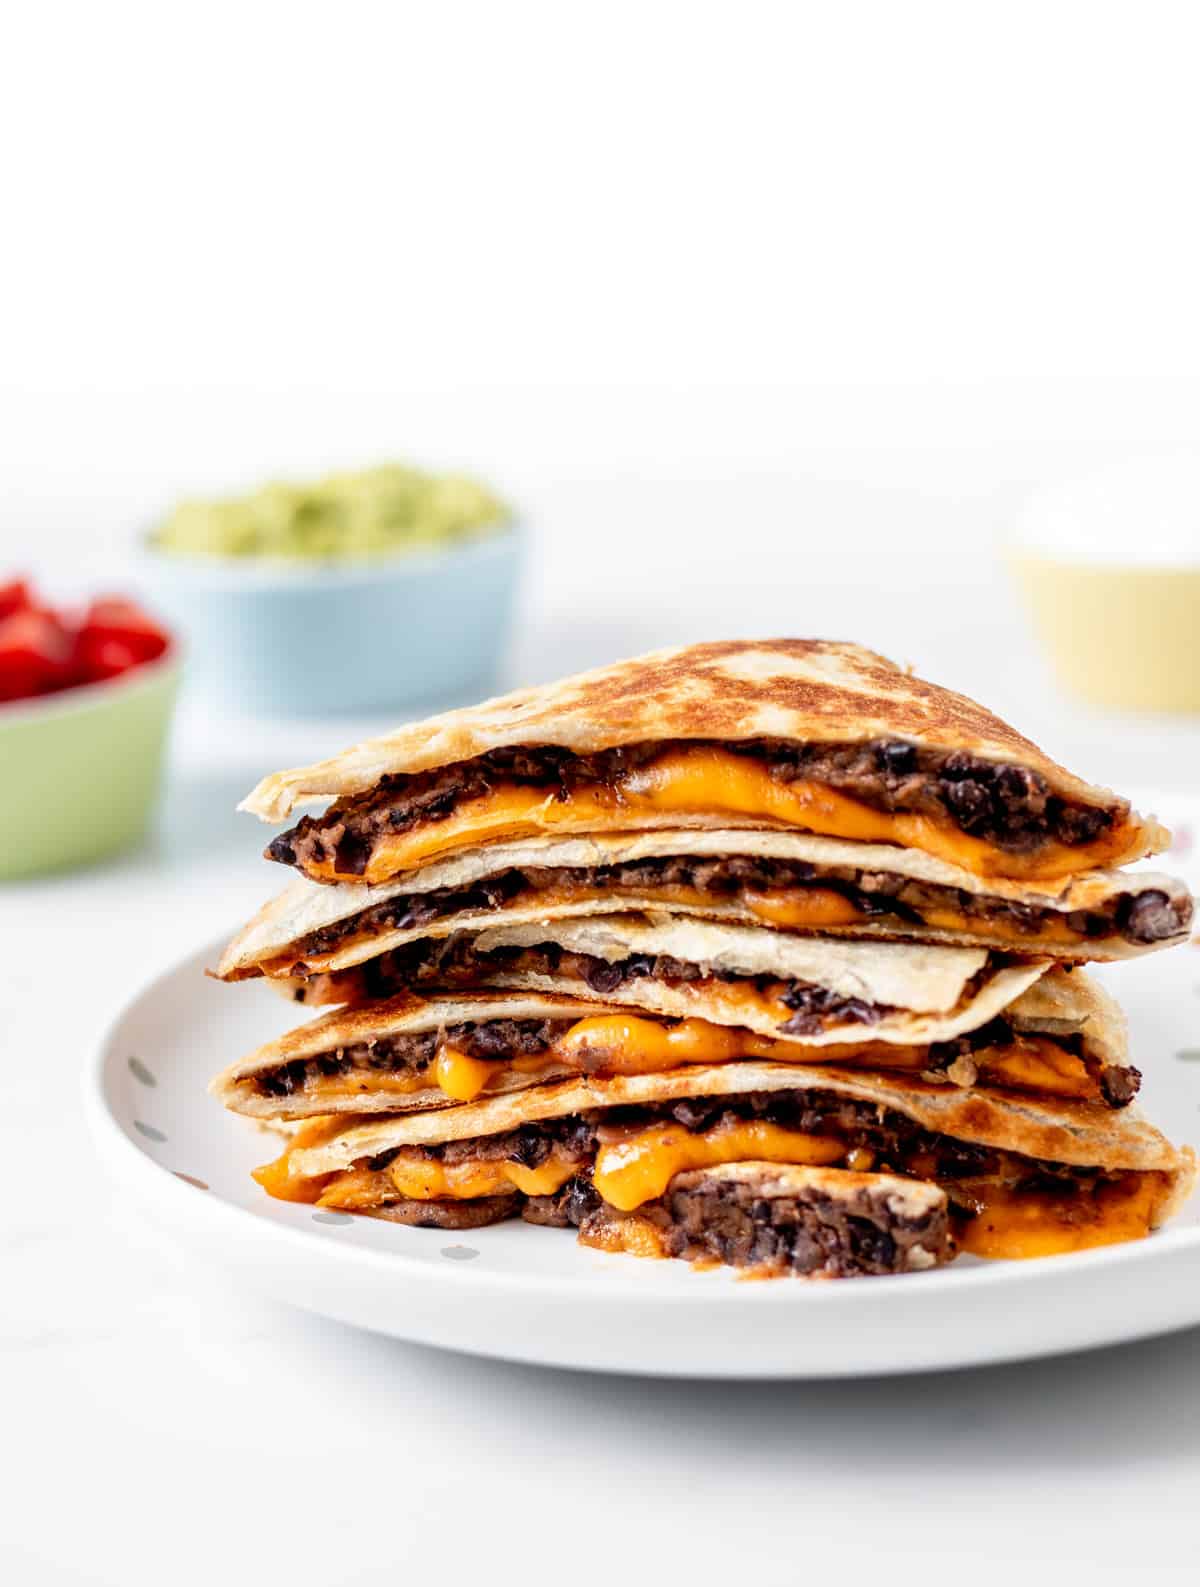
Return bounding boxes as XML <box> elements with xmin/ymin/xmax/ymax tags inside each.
<box><xmin>4</xmin><ymin>4</ymin><xmax>1200</xmax><ymax>1583</ymax></box>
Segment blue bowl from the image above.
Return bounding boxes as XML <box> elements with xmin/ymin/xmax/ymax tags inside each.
<box><xmin>135</xmin><ymin>527</ymin><xmax>523</xmax><ymax>717</ymax></box>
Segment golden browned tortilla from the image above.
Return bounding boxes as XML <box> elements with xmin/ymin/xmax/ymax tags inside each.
<box><xmin>239</xmin><ymin>1059</ymin><xmax>1194</xmax><ymax>1267</ymax></box>
<box><xmin>211</xmin><ymin>965</ymin><xmax>1132</xmax><ymax>1124</ymax></box>
<box><xmin>214</xmin><ymin>828</ymin><xmax>1193</xmax><ymax>982</ymax></box>
<box><xmin>241</xmin><ymin>640</ymin><xmax>1139</xmax><ymax>815</ymax></box>
<box><xmin>238</xmin><ymin>641</ymin><xmax>1167</xmax><ymax>886</ymax></box>
<box><xmin>285</xmin><ymin>1060</ymin><xmax>1192</xmax><ymax>1186</ymax></box>
<box><xmin>211</xmin><ymin>958</ymin><xmax>1136</xmax><ymax>1136</ymax></box>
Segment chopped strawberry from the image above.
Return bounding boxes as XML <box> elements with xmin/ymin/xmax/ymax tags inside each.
<box><xmin>74</xmin><ymin>634</ymin><xmax>145</xmax><ymax>683</ymax></box>
<box><xmin>0</xmin><ymin>578</ymin><xmax>32</xmax><ymax>621</ymax></box>
<box><xmin>78</xmin><ymin>597</ymin><xmax>169</xmax><ymax>665</ymax></box>
<box><xmin>0</xmin><ymin>609</ymin><xmax>74</xmax><ymax>700</ymax></box>
<box><xmin>0</xmin><ymin>579</ymin><xmax>172</xmax><ymax>704</ymax></box>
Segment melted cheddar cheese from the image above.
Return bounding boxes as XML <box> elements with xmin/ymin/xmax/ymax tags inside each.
<box><xmin>553</xmin><ymin>1013</ymin><xmax>786</xmax><ymax>1073</ymax></box>
<box><xmin>917</xmin><ymin>905</ymin><xmax>1083</xmax><ymax>947</ymax></box>
<box><xmin>278</xmin><ymin>877</ymin><xmax>1108</xmax><ymax>983</ymax></box>
<box><xmin>252</xmin><ymin>1119</ymin><xmax>1172</xmax><ymax>1266</ymax></box>
<box><xmin>299</xmin><ymin>745</ymin><xmax>1134</xmax><ymax>885</ymax></box>
<box><xmin>275</xmin><ymin>1068</ymin><xmax>435</xmax><ymax>1105</ymax></box>
<box><xmin>741</xmin><ymin>886</ymin><xmax>866</xmax><ymax>928</ymax></box>
<box><xmin>433</xmin><ymin>1045</ymin><xmax>498</xmax><ymax>1102</ymax></box>
<box><xmin>385</xmin><ymin>1150</ymin><xmax>579</xmax><ymax>1202</ymax></box>
<box><xmin>254</xmin><ymin>1015</ymin><xmax>1101</xmax><ymax>1116</ymax></box>
<box><xmin>251</xmin><ymin>1116</ymin><xmax>347</xmax><ymax>1203</ymax></box>
<box><xmin>956</xmin><ymin>1173</ymin><xmax>1170</xmax><ymax>1259</ymax></box>
<box><xmin>592</xmin><ymin>1120</ymin><xmax>845</xmax><ymax>1211</ymax></box>
<box><xmin>578</xmin><ymin>1211</ymin><xmax>666</xmax><ymax>1260</ymax></box>
<box><xmin>975</xmin><ymin>1036</ymin><xmax>1093</xmax><ymax>1100</ymax></box>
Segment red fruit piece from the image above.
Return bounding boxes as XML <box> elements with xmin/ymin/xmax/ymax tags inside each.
<box><xmin>0</xmin><ymin>577</ymin><xmax>33</xmax><ymax>621</ymax></box>
<box><xmin>0</xmin><ymin>609</ymin><xmax>73</xmax><ymax>701</ymax></box>
<box><xmin>78</xmin><ymin>597</ymin><xmax>169</xmax><ymax>664</ymax></box>
<box><xmin>75</xmin><ymin>635</ymin><xmax>144</xmax><ymax>682</ymax></box>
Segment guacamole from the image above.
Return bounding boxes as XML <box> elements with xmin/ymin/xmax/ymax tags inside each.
<box><xmin>152</xmin><ymin>463</ymin><xmax>511</xmax><ymax>561</ymax></box>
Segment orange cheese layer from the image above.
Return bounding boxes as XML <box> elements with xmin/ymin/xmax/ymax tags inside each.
<box><xmin>553</xmin><ymin>1014</ymin><xmax>787</xmax><ymax>1073</ymax></box>
<box><xmin>419</xmin><ymin>1019</ymin><xmax>790</xmax><ymax>1103</ymax></box>
<box><xmin>299</xmin><ymin>746</ymin><xmax>1134</xmax><ymax>885</ymax></box>
<box><xmin>253</xmin><ymin>1122</ymin><xmax>1169</xmax><ymax>1262</ymax></box>
<box><xmin>592</xmin><ymin>1121</ymin><xmax>846</xmax><ymax>1211</ymax></box>
<box><xmin>578</xmin><ymin>1212</ymin><xmax>667</xmax><ymax>1261</ymax></box>
<box><xmin>917</xmin><ymin>905</ymin><xmax>1082</xmax><ymax>947</ymax></box>
<box><xmin>740</xmin><ymin>886</ymin><xmax>865</xmax><ymax>928</ymax></box>
<box><xmin>253</xmin><ymin>1016</ymin><xmax>1099</xmax><ymax>1114</ymax></box>
<box><xmin>977</xmin><ymin>1036</ymin><xmax>1093</xmax><ymax>1100</ymax></box>
<box><xmin>252</xmin><ymin>1116</ymin><xmax>352</xmax><ymax>1203</ymax></box>
<box><xmin>433</xmin><ymin>1045</ymin><xmax>499</xmax><ymax>1102</ymax></box>
<box><xmin>272</xmin><ymin>1069</ymin><xmax>435</xmax><ymax>1105</ymax></box>
<box><xmin>276</xmin><ymin>880</ymin><xmax>1101</xmax><ymax>985</ymax></box>
<box><xmin>957</xmin><ymin>1173</ymin><xmax>1170</xmax><ymax>1259</ymax></box>
<box><xmin>383</xmin><ymin>1149</ymin><xmax>580</xmax><ymax>1202</ymax></box>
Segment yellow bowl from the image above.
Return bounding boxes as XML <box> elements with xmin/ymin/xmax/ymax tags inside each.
<box><xmin>1011</xmin><ymin>555</ymin><xmax>1200</xmax><ymax>713</ymax></box>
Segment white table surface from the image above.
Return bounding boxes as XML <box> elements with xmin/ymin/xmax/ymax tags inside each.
<box><xmin>5</xmin><ymin>493</ymin><xmax>1200</xmax><ymax>1585</ymax></box>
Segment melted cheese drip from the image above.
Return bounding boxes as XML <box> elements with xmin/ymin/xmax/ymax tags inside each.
<box><xmin>578</xmin><ymin>1211</ymin><xmax>666</xmax><ymax>1260</ymax></box>
<box><xmin>253</xmin><ymin>1119</ymin><xmax>1171</xmax><ymax>1267</ymax></box>
<box><xmin>316</xmin><ymin>1165</ymin><xmax>398</xmax><ymax>1210</ymax></box>
<box><xmin>956</xmin><ymin>1173</ymin><xmax>1169</xmax><ymax>1259</ymax></box>
<box><xmin>433</xmin><ymin>1045</ymin><xmax>497</xmax><ymax>1102</ymax></box>
<box><xmin>299</xmin><ymin>745</ymin><xmax>1134</xmax><ymax>885</ymax></box>
<box><xmin>251</xmin><ymin>1117</ymin><xmax>346</xmax><ymax>1203</ymax></box>
<box><xmin>554</xmin><ymin>1014</ymin><xmax>786</xmax><ymax>1074</ymax></box>
<box><xmin>592</xmin><ymin>1120</ymin><xmax>845</xmax><ymax>1211</ymax></box>
<box><xmin>386</xmin><ymin>1150</ymin><xmax>578</xmax><ymax>1202</ymax></box>
<box><xmin>741</xmin><ymin>886</ymin><xmax>866</xmax><ymax>928</ymax></box>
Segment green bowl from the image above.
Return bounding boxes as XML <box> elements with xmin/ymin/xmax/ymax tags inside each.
<box><xmin>0</xmin><ymin>651</ymin><xmax>182</xmax><ymax>880</ymax></box>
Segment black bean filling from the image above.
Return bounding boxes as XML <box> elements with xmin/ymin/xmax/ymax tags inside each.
<box><xmin>265</xmin><ymin>737</ymin><xmax>1121</xmax><ymax>877</ymax></box>
<box><xmin>362</xmin><ymin>1088</ymin><xmax>1128</xmax><ymax>1203</ymax></box>
<box><xmin>583</xmin><ymin>1175</ymin><xmax>949</xmax><ymax>1276</ymax></box>
<box><xmin>279</xmin><ymin>851</ymin><xmax>1189</xmax><ymax>968</ymax></box>
<box><xmin>398</xmin><ymin>1153</ymin><xmax>1135</xmax><ymax>1268</ymax></box>
<box><xmin>646</xmin><ymin>1176</ymin><xmax>950</xmax><ymax>1275</ymax></box>
<box><xmin>925</xmin><ymin>1015</ymin><xmax>1140</xmax><ymax>1109</ymax></box>
<box><xmin>253</xmin><ymin>1017</ymin><xmax>573</xmax><ymax>1099</ymax></box>
<box><xmin>345</xmin><ymin>933</ymin><xmax>907</xmax><ymax>1037</ymax></box>
<box><xmin>306</xmin><ymin>939</ymin><xmax>1159</xmax><ymax>1101</ymax></box>
<box><xmin>255</xmin><ymin>1002</ymin><xmax>1140</xmax><ymax>1110</ymax></box>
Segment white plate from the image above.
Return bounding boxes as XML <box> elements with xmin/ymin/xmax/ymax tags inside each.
<box><xmin>85</xmin><ymin>812</ymin><xmax>1200</xmax><ymax>1378</ymax></box>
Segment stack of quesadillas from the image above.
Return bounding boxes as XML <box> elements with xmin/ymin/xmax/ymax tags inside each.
<box><xmin>212</xmin><ymin>640</ymin><xmax>1196</xmax><ymax>1279</ymax></box>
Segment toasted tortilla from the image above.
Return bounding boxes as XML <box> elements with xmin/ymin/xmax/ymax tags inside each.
<box><xmin>215</xmin><ymin>827</ymin><xmax>1193</xmax><ymax>982</ymax></box>
<box><xmin>210</xmin><ymin>990</ymin><xmax>619</xmax><ymax>1118</ymax></box>
<box><xmin>287</xmin><ymin>1061</ymin><xmax>1194</xmax><ymax>1203</ymax></box>
<box><xmin>1002</xmin><ymin>967</ymin><xmax>1126</xmax><ymax>1068</ymax></box>
<box><xmin>374</xmin><ymin>912</ymin><xmax>1051</xmax><ymax>1046</ymax></box>
<box><xmin>214</xmin><ymin>966</ymin><xmax>1123</xmax><ymax>1122</ymax></box>
<box><xmin>242</xmin><ymin>639</ymin><xmax>1138</xmax><ymax>820</ymax></box>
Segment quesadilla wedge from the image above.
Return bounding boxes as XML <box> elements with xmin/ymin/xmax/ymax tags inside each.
<box><xmin>576</xmin><ymin>1162</ymin><xmax>954</xmax><ymax>1276</ymax></box>
<box><xmin>215</xmin><ymin>829</ymin><xmax>1193</xmax><ymax>987</ymax></box>
<box><xmin>249</xmin><ymin>1062</ymin><xmax>1195</xmax><ymax>1266</ymax></box>
<box><xmin>283</xmin><ymin>919</ymin><xmax>1051</xmax><ymax>1034</ymax></box>
<box><xmin>213</xmin><ymin>966</ymin><xmax>1139</xmax><ymax>1121</ymax></box>
<box><xmin>241</xmin><ymin>640</ymin><xmax>1167</xmax><ymax>886</ymax></box>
